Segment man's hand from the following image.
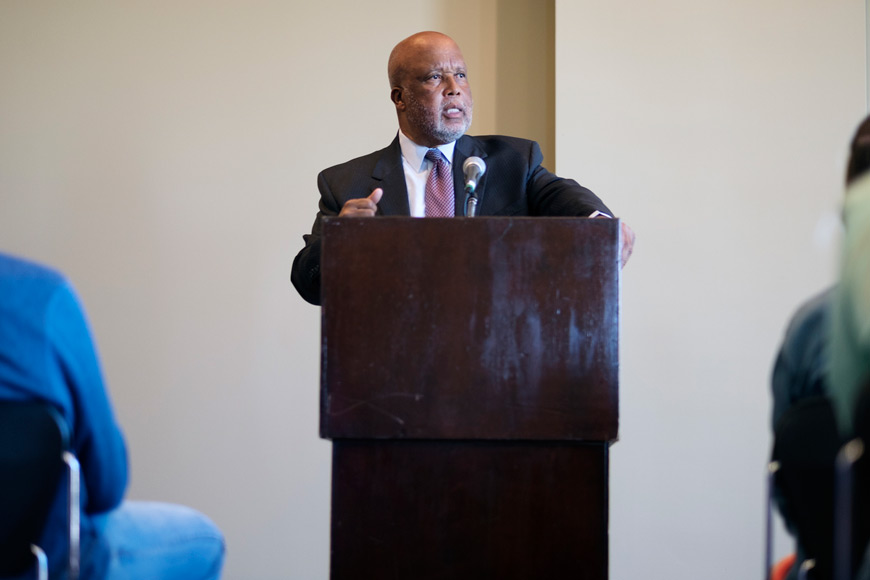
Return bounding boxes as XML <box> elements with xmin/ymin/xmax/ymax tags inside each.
<box><xmin>594</xmin><ymin>215</ymin><xmax>635</xmax><ymax>268</ymax></box>
<box><xmin>338</xmin><ymin>188</ymin><xmax>383</xmax><ymax>217</ymax></box>
<box><xmin>620</xmin><ymin>221</ymin><xmax>635</xmax><ymax>268</ymax></box>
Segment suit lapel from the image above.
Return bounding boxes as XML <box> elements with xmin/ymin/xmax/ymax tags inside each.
<box><xmin>452</xmin><ymin>135</ymin><xmax>488</xmax><ymax>216</ymax></box>
<box><xmin>371</xmin><ymin>136</ymin><xmax>410</xmax><ymax>216</ymax></box>
<box><xmin>370</xmin><ymin>134</ymin><xmax>489</xmax><ymax>217</ymax></box>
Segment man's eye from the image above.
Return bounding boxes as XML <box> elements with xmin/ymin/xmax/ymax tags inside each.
<box><xmin>429</xmin><ymin>74</ymin><xmax>441</xmax><ymax>81</ymax></box>
<box><xmin>456</xmin><ymin>73</ymin><xmax>466</xmax><ymax>79</ymax></box>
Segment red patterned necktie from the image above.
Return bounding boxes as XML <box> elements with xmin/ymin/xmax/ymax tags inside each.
<box><xmin>424</xmin><ymin>149</ymin><xmax>454</xmax><ymax>217</ymax></box>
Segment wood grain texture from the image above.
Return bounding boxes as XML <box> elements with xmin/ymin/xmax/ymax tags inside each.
<box><xmin>320</xmin><ymin>217</ymin><xmax>620</xmax><ymax>441</ymax></box>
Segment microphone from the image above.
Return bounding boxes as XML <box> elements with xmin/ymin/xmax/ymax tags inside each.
<box><xmin>462</xmin><ymin>156</ymin><xmax>486</xmax><ymax>217</ymax></box>
<box><xmin>462</xmin><ymin>156</ymin><xmax>486</xmax><ymax>194</ymax></box>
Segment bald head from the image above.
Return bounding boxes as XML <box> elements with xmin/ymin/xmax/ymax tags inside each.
<box><xmin>388</xmin><ymin>32</ymin><xmax>460</xmax><ymax>88</ymax></box>
<box><xmin>387</xmin><ymin>31</ymin><xmax>473</xmax><ymax>147</ymax></box>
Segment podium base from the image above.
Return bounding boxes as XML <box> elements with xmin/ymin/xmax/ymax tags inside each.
<box><xmin>330</xmin><ymin>440</ymin><xmax>609</xmax><ymax>580</ymax></box>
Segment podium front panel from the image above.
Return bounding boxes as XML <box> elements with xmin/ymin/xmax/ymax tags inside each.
<box><xmin>320</xmin><ymin>217</ymin><xmax>619</xmax><ymax>441</ymax></box>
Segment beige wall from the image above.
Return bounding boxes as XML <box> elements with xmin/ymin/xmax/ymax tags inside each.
<box><xmin>556</xmin><ymin>1</ymin><xmax>865</xmax><ymax>578</ymax></box>
<box><xmin>0</xmin><ymin>2</ymin><xmax>551</xmax><ymax>578</ymax></box>
<box><xmin>2</xmin><ymin>1</ymin><xmax>865</xmax><ymax>578</ymax></box>
<box><xmin>495</xmin><ymin>0</ymin><xmax>556</xmax><ymax>165</ymax></box>
<box><xmin>423</xmin><ymin>0</ymin><xmax>557</xmax><ymax>161</ymax></box>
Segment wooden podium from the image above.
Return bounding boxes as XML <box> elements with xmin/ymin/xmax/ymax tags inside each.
<box><xmin>320</xmin><ymin>217</ymin><xmax>620</xmax><ymax>579</ymax></box>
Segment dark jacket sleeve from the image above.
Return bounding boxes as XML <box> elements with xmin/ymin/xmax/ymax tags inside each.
<box><xmin>524</xmin><ymin>140</ymin><xmax>612</xmax><ymax>217</ymax></box>
<box><xmin>467</xmin><ymin>136</ymin><xmax>612</xmax><ymax>218</ymax></box>
<box><xmin>291</xmin><ymin>233</ymin><xmax>323</xmax><ymax>306</ymax></box>
<box><xmin>291</xmin><ymin>170</ymin><xmax>345</xmax><ymax>306</ymax></box>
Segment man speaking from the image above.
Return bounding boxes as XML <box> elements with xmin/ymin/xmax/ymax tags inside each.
<box><xmin>291</xmin><ymin>31</ymin><xmax>634</xmax><ymax>305</ymax></box>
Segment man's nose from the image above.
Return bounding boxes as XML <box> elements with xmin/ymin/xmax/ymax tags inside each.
<box><xmin>444</xmin><ymin>74</ymin><xmax>460</xmax><ymax>95</ymax></box>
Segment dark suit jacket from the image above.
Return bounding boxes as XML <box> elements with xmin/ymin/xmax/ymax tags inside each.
<box><xmin>291</xmin><ymin>133</ymin><xmax>612</xmax><ymax>305</ymax></box>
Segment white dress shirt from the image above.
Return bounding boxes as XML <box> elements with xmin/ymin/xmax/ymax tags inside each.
<box><xmin>398</xmin><ymin>131</ymin><xmax>456</xmax><ymax>218</ymax></box>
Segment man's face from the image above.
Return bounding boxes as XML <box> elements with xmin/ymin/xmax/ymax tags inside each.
<box><xmin>393</xmin><ymin>38</ymin><xmax>473</xmax><ymax>147</ymax></box>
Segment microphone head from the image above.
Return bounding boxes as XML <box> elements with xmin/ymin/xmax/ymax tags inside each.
<box><xmin>462</xmin><ymin>156</ymin><xmax>487</xmax><ymax>196</ymax></box>
<box><xmin>463</xmin><ymin>156</ymin><xmax>486</xmax><ymax>177</ymax></box>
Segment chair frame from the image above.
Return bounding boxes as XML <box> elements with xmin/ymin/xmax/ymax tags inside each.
<box><xmin>0</xmin><ymin>402</ymin><xmax>80</xmax><ymax>580</ymax></box>
<box><xmin>766</xmin><ymin>396</ymin><xmax>842</xmax><ymax>580</ymax></box>
<box><xmin>833</xmin><ymin>439</ymin><xmax>862</xmax><ymax>580</ymax></box>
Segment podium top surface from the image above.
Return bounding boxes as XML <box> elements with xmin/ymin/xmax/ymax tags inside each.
<box><xmin>320</xmin><ymin>217</ymin><xmax>619</xmax><ymax>442</ymax></box>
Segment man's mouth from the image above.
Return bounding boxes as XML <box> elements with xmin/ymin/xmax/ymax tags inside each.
<box><xmin>443</xmin><ymin>106</ymin><xmax>463</xmax><ymax>119</ymax></box>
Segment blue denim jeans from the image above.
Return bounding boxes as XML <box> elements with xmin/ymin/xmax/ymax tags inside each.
<box><xmin>13</xmin><ymin>500</ymin><xmax>224</xmax><ymax>580</ymax></box>
<box><xmin>86</xmin><ymin>500</ymin><xmax>225</xmax><ymax>580</ymax></box>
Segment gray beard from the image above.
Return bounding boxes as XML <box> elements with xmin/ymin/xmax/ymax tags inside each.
<box><xmin>405</xmin><ymin>95</ymin><xmax>473</xmax><ymax>144</ymax></box>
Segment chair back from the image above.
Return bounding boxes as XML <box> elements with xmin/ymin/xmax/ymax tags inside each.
<box><xmin>846</xmin><ymin>379</ymin><xmax>870</xmax><ymax>579</ymax></box>
<box><xmin>0</xmin><ymin>401</ymin><xmax>69</xmax><ymax>577</ymax></box>
<box><xmin>772</xmin><ymin>396</ymin><xmax>842</xmax><ymax>580</ymax></box>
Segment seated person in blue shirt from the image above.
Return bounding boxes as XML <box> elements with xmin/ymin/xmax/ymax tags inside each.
<box><xmin>0</xmin><ymin>252</ymin><xmax>225</xmax><ymax>580</ymax></box>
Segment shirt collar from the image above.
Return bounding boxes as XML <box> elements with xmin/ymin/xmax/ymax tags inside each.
<box><xmin>398</xmin><ymin>130</ymin><xmax>456</xmax><ymax>171</ymax></box>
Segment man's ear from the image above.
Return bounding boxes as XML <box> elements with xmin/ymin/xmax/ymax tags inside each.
<box><xmin>391</xmin><ymin>87</ymin><xmax>405</xmax><ymax>111</ymax></box>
